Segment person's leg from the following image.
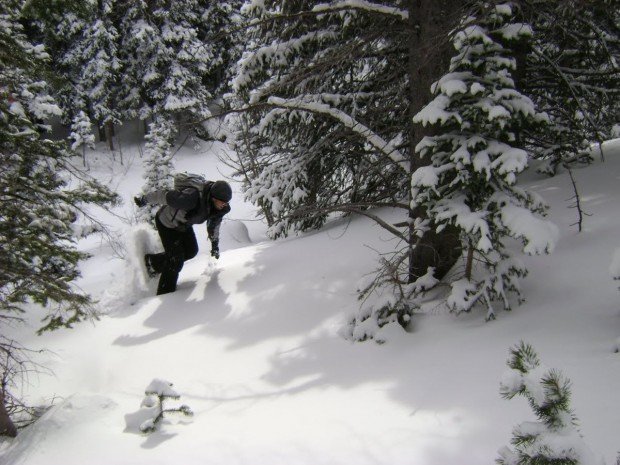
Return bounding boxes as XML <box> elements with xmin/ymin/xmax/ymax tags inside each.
<box><xmin>156</xmin><ymin>239</ymin><xmax>184</xmax><ymax>295</ymax></box>
<box><xmin>145</xmin><ymin>217</ymin><xmax>174</xmax><ymax>274</ymax></box>
<box><xmin>146</xmin><ymin>217</ymin><xmax>186</xmax><ymax>295</ymax></box>
<box><xmin>156</xmin><ymin>227</ymin><xmax>198</xmax><ymax>294</ymax></box>
<box><xmin>180</xmin><ymin>226</ymin><xmax>199</xmax><ymax>262</ymax></box>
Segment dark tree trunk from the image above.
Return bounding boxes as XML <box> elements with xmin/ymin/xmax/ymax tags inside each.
<box><xmin>105</xmin><ymin>120</ymin><xmax>115</xmax><ymax>151</ymax></box>
<box><xmin>0</xmin><ymin>393</ymin><xmax>17</xmax><ymax>437</ymax></box>
<box><xmin>97</xmin><ymin>123</ymin><xmax>106</xmax><ymax>143</ymax></box>
<box><xmin>407</xmin><ymin>0</ymin><xmax>465</xmax><ymax>282</ymax></box>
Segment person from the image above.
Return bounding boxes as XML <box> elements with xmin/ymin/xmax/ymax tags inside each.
<box><xmin>134</xmin><ymin>179</ymin><xmax>232</xmax><ymax>295</ymax></box>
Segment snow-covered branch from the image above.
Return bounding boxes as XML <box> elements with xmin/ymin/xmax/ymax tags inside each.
<box><xmin>267</xmin><ymin>96</ymin><xmax>409</xmax><ymax>171</ymax></box>
<box><xmin>312</xmin><ymin>1</ymin><xmax>408</xmax><ymax>20</ymax></box>
<box><xmin>290</xmin><ymin>202</ymin><xmax>410</xmax><ymax>241</ymax></box>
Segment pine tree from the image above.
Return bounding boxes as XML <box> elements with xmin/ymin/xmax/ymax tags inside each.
<box><xmin>37</xmin><ymin>0</ymin><xmax>121</xmax><ymax>149</ymax></box>
<box><xmin>136</xmin><ymin>116</ymin><xmax>175</xmax><ymax>224</ymax></box>
<box><xmin>231</xmin><ymin>0</ymin><xmax>411</xmax><ymax>238</ymax></box>
<box><xmin>522</xmin><ymin>0</ymin><xmax>620</xmax><ymax>174</ymax></box>
<box><xmin>70</xmin><ymin>110</ymin><xmax>95</xmax><ymax>168</ymax></box>
<box><xmin>497</xmin><ymin>342</ymin><xmax>597</xmax><ymax>465</ymax></box>
<box><xmin>117</xmin><ymin>0</ymin><xmax>214</xmax><ymax>125</ymax></box>
<box><xmin>0</xmin><ymin>0</ymin><xmax>117</xmax><ymax>433</ymax></box>
<box><xmin>411</xmin><ymin>2</ymin><xmax>558</xmax><ymax>320</ymax></box>
<box><xmin>74</xmin><ymin>0</ymin><xmax>121</xmax><ymax>149</ymax></box>
<box><xmin>198</xmin><ymin>1</ymin><xmax>243</xmax><ymax>97</ymax></box>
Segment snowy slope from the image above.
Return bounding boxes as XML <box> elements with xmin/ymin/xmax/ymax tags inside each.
<box><xmin>1</xmin><ymin>138</ymin><xmax>619</xmax><ymax>465</ymax></box>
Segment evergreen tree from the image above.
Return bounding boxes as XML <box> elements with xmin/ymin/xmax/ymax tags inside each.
<box><xmin>522</xmin><ymin>0</ymin><xmax>620</xmax><ymax>174</ymax></box>
<box><xmin>198</xmin><ymin>1</ymin><xmax>243</xmax><ymax>97</ymax></box>
<box><xmin>68</xmin><ymin>0</ymin><xmax>121</xmax><ymax>148</ymax></box>
<box><xmin>231</xmin><ymin>1</ymin><xmax>617</xmax><ymax>340</ymax></box>
<box><xmin>497</xmin><ymin>342</ymin><xmax>597</xmax><ymax>465</ymax></box>
<box><xmin>0</xmin><ymin>0</ymin><xmax>117</xmax><ymax>433</ymax></box>
<box><xmin>117</xmin><ymin>0</ymin><xmax>213</xmax><ymax>125</ymax></box>
<box><xmin>231</xmin><ymin>0</ymin><xmax>411</xmax><ymax>238</ymax></box>
<box><xmin>136</xmin><ymin>115</ymin><xmax>175</xmax><ymax>224</ymax></box>
<box><xmin>70</xmin><ymin>110</ymin><xmax>96</xmax><ymax>168</ymax></box>
<box><xmin>411</xmin><ymin>2</ymin><xmax>558</xmax><ymax>320</ymax></box>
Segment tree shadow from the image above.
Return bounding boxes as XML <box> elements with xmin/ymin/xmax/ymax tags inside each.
<box><xmin>113</xmin><ymin>268</ymin><xmax>231</xmax><ymax>347</ymax></box>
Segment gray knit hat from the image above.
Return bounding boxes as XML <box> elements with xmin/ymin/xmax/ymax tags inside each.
<box><xmin>210</xmin><ymin>180</ymin><xmax>232</xmax><ymax>202</ymax></box>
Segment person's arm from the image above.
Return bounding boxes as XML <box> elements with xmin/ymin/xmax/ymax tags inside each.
<box><xmin>144</xmin><ymin>188</ymin><xmax>199</xmax><ymax>210</ymax></box>
<box><xmin>207</xmin><ymin>206</ymin><xmax>230</xmax><ymax>259</ymax></box>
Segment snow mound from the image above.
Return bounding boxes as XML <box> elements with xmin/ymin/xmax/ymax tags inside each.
<box><xmin>0</xmin><ymin>395</ymin><xmax>118</xmax><ymax>465</ymax></box>
<box><xmin>223</xmin><ymin>219</ymin><xmax>252</xmax><ymax>245</ymax></box>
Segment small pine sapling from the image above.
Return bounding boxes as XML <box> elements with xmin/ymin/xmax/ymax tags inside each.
<box><xmin>139</xmin><ymin>379</ymin><xmax>193</xmax><ymax>434</ymax></box>
<box><xmin>497</xmin><ymin>342</ymin><xmax>597</xmax><ymax>465</ymax></box>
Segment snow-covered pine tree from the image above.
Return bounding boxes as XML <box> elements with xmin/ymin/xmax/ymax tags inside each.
<box><xmin>136</xmin><ymin>115</ymin><xmax>175</xmax><ymax>224</ymax></box>
<box><xmin>139</xmin><ymin>379</ymin><xmax>193</xmax><ymax>434</ymax></box>
<box><xmin>0</xmin><ymin>0</ymin><xmax>117</xmax><ymax>433</ymax></box>
<box><xmin>412</xmin><ymin>2</ymin><xmax>558</xmax><ymax>320</ymax></box>
<box><xmin>70</xmin><ymin>110</ymin><xmax>95</xmax><ymax>168</ymax></box>
<box><xmin>1</xmin><ymin>0</ymin><xmax>118</xmax><ymax>330</ymax></box>
<box><xmin>55</xmin><ymin>0</ymin><xmax>121</xmax><ymax>150</ymax></box>
<box><xmin>522</xmin><ymin>0</ymin><xmax>620</xmax><ymax>174</ymax></box>
<box><xmin>196</xmin><ymin>1</ymin><xmax>243</xmax><ymax>98</ymax></box>
<box><xmin>117</xmin><ymin>0</ymin><xmax>213</xmax><ymax>127</ymax></box>
<box><xmin>497</xmin><ymin>342</ymin><xmax>597</xmax><ymax>465</ymax></box>
<box><xmin>231</xmin><ymin>0</ymin><xmax>412</xmax><ymax>238</ymax></box>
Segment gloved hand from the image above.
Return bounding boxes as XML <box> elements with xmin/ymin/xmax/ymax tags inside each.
<box><xmin>134</xmin><ymin>195</ymin><xmax>147</xmax><ymax>207</ymax></box>
<box><xmin>210</xmin><ymin>240</ymin><xmax>220</xmax><ymax>259</ymax></box>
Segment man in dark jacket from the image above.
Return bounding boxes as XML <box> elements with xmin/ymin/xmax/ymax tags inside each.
<box><xmin>134</xmin><ymin>180</ymin><xmax>232</xmax><ymax>295</ymax></box>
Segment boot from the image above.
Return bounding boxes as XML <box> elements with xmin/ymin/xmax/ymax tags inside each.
<box><xmin>144</xmin><ymin>254</ymin><xmax>158</xmax><ymax>278</ymax></box>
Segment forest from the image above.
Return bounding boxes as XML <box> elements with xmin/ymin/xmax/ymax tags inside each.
<box><xmin>1</xmin><ymin>1</ymin><xmax>619</xmax><ymax>462</ymax></box>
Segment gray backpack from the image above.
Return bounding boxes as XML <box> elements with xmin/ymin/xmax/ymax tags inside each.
<box><xmin>172</xmin><ymin>172</ymin><xmax>213</xmax><ymax>224</ymax></box>
<box><xmin>173</xmin><ymin>172</ymin><xmax>207</xmax><ymax>192</ymax></box>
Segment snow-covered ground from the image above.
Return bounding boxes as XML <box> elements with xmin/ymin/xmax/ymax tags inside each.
<box><xmin>1</xmin><ymin>133</ymin><xmax>619</xmax><ymax>465</ymax></box>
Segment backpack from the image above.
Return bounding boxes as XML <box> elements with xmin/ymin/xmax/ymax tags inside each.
<box><xmin>172</xmin><ymin>172</ymin><xmax>213</xmax><ymax>224</ymax></box>
<box><xmin>173</xmin><ymin>172</ymin><xmax>207</xmax><ymax>192</ymax></box>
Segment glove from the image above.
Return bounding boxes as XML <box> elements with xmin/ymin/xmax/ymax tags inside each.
<box><xmin>134</xmin><ymin>195</ymin><xmax>147</xmax><ymax>207</ymax></box>
<box><xmin>210</xmin><ymin>240</ymin><xmax>220</xmax><ymax>259</ymax></box>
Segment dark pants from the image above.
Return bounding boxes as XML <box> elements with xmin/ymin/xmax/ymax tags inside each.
<box><xmin>147</xmin><ymin>216</ymin><xmax>198</xmax><ymax>295</ymax></box>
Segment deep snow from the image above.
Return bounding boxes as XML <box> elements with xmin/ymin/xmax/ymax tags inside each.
<box><xmin>0</xmin><ymin>132</ymin><xmax>619</xmax><ymax>465</ymax></box>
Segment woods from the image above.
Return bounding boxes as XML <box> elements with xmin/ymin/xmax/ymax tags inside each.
<box><xmin>1</xmin><ymin>0</ymin><xmax>619</xmax><ymax>437</ymax></box>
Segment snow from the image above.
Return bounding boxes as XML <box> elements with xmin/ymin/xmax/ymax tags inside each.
<box><xmin>610</xmin><ymin>248</ymin><xmax>620</xmax><ymax>279</ymax></box>
<box><xmin>267</xmin><ymin>96</ymin><xmax>408</xmax><ymax>169</ymax></box>
<box><xmin>413</xmin><ymin>95</ymin><xmax>462</xmax><ymax>127</ymax></box>
<box><xmin>312</xmin><ymin>1</ymin><xmax>408</xmax><ymax>20</ymax></box>
<box><xmin>1</xmin><ymin>134</ymin><xmax>620</xmax><ymax>465</ymax></box>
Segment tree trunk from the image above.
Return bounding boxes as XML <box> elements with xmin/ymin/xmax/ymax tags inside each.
<box><xmin>0</xmin><ymin>393</ymin><xmax>17</xmax><ymax>437</ymax></box>
<box><xmin>105</xmin><ymin>120</ymin><xmax>115</xmax><ymax>152</ymax></box>
<box><xmin>407</xmin><ymin>0</ymin><xmax>465</xmax><ymax>282</ymax></box>
<box><xmin>97</xmin><ymin>123</ymin><xmax>106</xmax><ymax>143</ymax></box>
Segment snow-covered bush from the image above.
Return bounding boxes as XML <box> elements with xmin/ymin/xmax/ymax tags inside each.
<box><xmin>138</xmin><ymin>379</ymin><xmax>193</xmax><ymax>434</ymax></box>
<box><xmin>497</xmin><ymin>342</ymin><xmax>597</xmax><ymax>465</ymax></box>
<box><xmin>412</xmin><ymin>2</ymin><xmax>558</xmax><ymax>320</ymax></box>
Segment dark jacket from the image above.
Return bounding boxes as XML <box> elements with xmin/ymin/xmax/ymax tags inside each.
<box><xmin>145</xmin><ymin>182</ymin><xmax>231</xmax><ymax>240</ymax></box>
